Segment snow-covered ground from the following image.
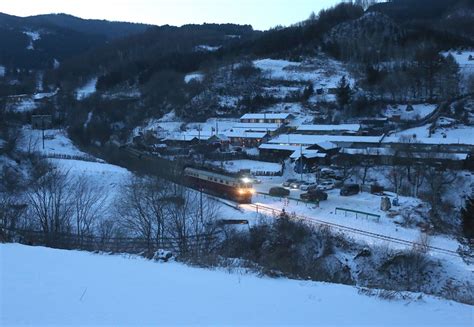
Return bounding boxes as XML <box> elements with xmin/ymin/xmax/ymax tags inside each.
<box><xmin>1</xmin><ymin>243</ymin><xmax>471</xmax><ymax>326</ymax></box>
<box><xmin>23</xmin><ymin>30</ymin><xmax>40</xmax><ymax>50</ymax></box>
<box><xmin>431</xmin><ymin>124</ymin><xmax>474</xmax><ymax>141</ymax></box>
<box><xmin>5</xmin><ymin>96</ymin><xmax>37</xmax><ymax>112</ymax></box>
<box><xmin>385</xmin><ymin>104</ymin><xmax>437</xmax><ymax>121</ymax></box>
<box><xmin>18</xmin><ymin>127</ymin><xmax>130</xmax><ymax>205</ymax></box>
<box><xmin>75</xmin><ymin>77</ymin><xmax>98</xmax><ymax>100</ymax></box>
<box><xmin>442</xmin><ymin>50</ymin><xmax>474</xmax><ymax>76</ymax></box>
<box><xmin>141</xmin><ymin>112</ymin><xmax>238</xmax><ymax>138</ymax></box>
<box><xmin>253</xmin><ymin>57</ymin><xmax>354</xmax><ymax>92</ymax></box>
<box><xmin>20</xmin><ymin>128</ymin><xmax>90</xmax><ymax>157</ymax></box>
<box><xmin>184</xmin><ymin>72</ymin><xmax>205</xmax><ymax>83</ymax></box>
<box><xmin>195</xmin><ymin>45</ymin><xmax>221</xmax><ymax>52</ymax></box>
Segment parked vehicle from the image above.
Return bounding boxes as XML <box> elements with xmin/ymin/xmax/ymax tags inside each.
<box><xmin>250</xmin><ymin>177</ymin><xmax>262</xmax><ymax>184</ymax></box>
<box><xmin>269</xmin><ymin>186</ymin><xmax>290</xmax><ymax>197</ymax></box>
<box><xmin>290</xmin><ymin>180</ymin><xmax>304</xmax><ymax>189</ymax></box>
<box><xmin>317</xmin><ymin>180</ymin><xmax>335</xmax><ymax>191</ymax></box>
<box><xmin>320</xmin><ymin>168</ymin><xmax>336</xmax><ymax>179</ymax></box>
<box><xmin>300</xmin><ymin>182</ymin><xmax>317</xmax><ymax>191</ymax></box>
<box><xmin>283</xmin><ymin>178</ymin><xmax>298</xmax><ymax>187</ymax></box>
<box><xmin>300</xmin><ymin>190</ymin><xmax>328</xmax><ymax>202</ymax></box>
<box><xmin>340</xmin><ymin>184</ymin><xmax>360</xmax><ymax>196</ymax></box>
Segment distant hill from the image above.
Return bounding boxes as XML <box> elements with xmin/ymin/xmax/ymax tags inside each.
<box><xmin>0</xmin><ymin>12</ymin><xmax>151</xmax><ymax>69</ymax></box>
<box><xmin>25</xmin><ymin>13</ymin><xmax>150</xmax><ymax>40</ymax></box>
<box><xmin>368</xmin><ymin>0</ymin><xmax>474</xmax><ymax>39</ymax></box>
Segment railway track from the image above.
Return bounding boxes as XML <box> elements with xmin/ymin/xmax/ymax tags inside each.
<box><xmin>241</xmin><ymin>203</ymin><xmax>462</xmax><ymax>258</ymax></box>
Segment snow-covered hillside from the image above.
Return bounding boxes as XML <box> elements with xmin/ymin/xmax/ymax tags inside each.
<box><xmin>1</xmin><ymin>244</ymin><xmax>471</xmax><ymax>326</ymax></box>
<box><xmin>75</xmin><ymin>77</ymin><xmax>98</xmax><ymax>100</ymax></box>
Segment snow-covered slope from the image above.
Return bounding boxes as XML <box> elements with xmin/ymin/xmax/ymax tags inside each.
<box><xmin>1</xmin><ymin>244</ymin><xmax>471</xmax><ymax>326</ymax></box>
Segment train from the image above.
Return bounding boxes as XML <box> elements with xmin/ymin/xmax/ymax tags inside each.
<box><xmin>184</xmin><ymin>167</ymin><xmax>255</xmax><ymax>203</ymax></box>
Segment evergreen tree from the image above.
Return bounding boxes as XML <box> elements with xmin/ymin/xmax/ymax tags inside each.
<box><xmin>461</xmin><ymin>195</ymin><xmax>474</xmax><ymax>240</ymax></box>
<box><xmin>335</xmin><ymin>75</ymin><xmax>352</xmax><ymax>108</ymax></box>
<box><xmin>302</xmin><ymin>83</ymin><xmax>314</xmax><ymax>101</ymax></box>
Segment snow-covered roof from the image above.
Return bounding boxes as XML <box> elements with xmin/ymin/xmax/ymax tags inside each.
<box><xmin>165</xmin><ymin>132</ymin><xmax>213</xmax><ymax>141</ymax></box>
<box><xmin>259</xmin><ymin>144</ymin><xmax>302</xmax><ymax>152</ymax></box>
<box><xmin>269</xmin><ymin>134</ymin><xmax>383</xmax><ymax>146</ymax></box>
<box><xmin>382</xmin><ymin>136</ymin><xmax>474</xmax><ymax>146</ymax></box>
<box><xmin>290</xmin><ymin>149</ymin><xmax>326</xmax><ymax>159</ymax></box>
<box><xmin>231</xmin><ymin>123</ymin><xmax>281</xmax><ymax>132</ymax></box>
<box><xmin>341</xmin><ymin>147</ymin><xmax>468</xmax><ymax>160</ymax></box>
<box><xmin>297</xmin><ymin>124</ymin><xmax>361</xmax><ymax>132</ymax></box>
<box><xmin>341</xmin><ymin>147</ymin><xmax>395</xmax><ymax>156</ymax></box>
<box><xmin>313</xmin><ymin>141</ymin><xmax>338</xmax><ymax>151</ymax></box>
<box><xmin>240</xmin><ymin>113</ymin><xmax>293</xmax><ymax>120</ymax></box>
<box><xmin>225</xmin><ymin>131</ymin><xmax>267</xmax><ymax>139</ymax></box>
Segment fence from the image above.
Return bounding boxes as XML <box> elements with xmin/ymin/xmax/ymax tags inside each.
<box><xmin>39</xmin><ymin>152</ymin><xmax>105</xmax><ymax>163</ymax></box>
<box><xmin>0</xmin><ymin>225</ymin><xmax>221</xmax><ymax>257</ymax></box>
<box><xmin>335</xmin><ymin>207</ymin><xmax>381</xmax><ymax>222</ymax></box>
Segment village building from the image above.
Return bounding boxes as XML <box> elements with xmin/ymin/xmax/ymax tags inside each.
<box><xmin>229</xmin><ymin>122</ymin><xmax>283</xmax><ymax>135</ymax></box>
<box><xmin>224</xmin><ymin>130</ymin><xmax>269</xmax><ymax>147</ymax></box>
<box><xmin>239</xmin><ymin>113</ymin><xmax>294</xmax><ymax>125</ymax></box>
<box><xmin>296</xmin><ymin>124</ymin><xmax>361</xmax><ymax>135</ymax></box>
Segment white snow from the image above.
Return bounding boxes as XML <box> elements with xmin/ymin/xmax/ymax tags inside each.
<box><xmin>19</xmin><ymin>127</ymin><xmax>89</xmax><ymax>157</ymax></box>
<box><xmin>385</xmin><ymin>104</ymin><xmax>437</xmax><ymax>121</ymax></box>
<box><xmin>253</xmin><ymin>57</ymin><xmax>354</xmax><ymax>91</ymax></box>
<box><xmin>23</xmin><ymin>31</ymin><xmax>41</xmax><ymax>50</ymax></box>
<box><xmin>184</xmin><ymin>72</ymin><xmax>204</xmax><ymax>83</ymax></box>
<box><xmin>6</xmin><ymin>96</ymin><xmax>37</xmax><ymax>112</ymax></box>
<box><xmin>442</xmin><ymin>50</ymin><xmax>474</xmax><ymax>76</ymax></box>
<box><xmin>1</xmin><ymin>243</ymin><xmax>471</xmax><ymax>326</ymax></box>
<box><xmin>195</xmin><ymin>45</ymin><xmax>221</xmax><ymax>52</ymax></box>
<box><xmin>75</xmin><ymin>78</ymin><xmax>98</xmax><ymax>100</ymax></box>
<box><xmin>53</xmin><ymin>58</ymin><xmax>60</xmax><ymax>69</ymax></box>
<box><xmin>431</xmin><ymin>124</ymin><xmax>474</xmax><ymax>142</ymax></box>
<box><xmin>393</xmin><ymin>124</ymin><xmax>432</xmax><ymax>138</ymax></box>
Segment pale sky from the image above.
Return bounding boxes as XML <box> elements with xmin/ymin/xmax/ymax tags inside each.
<box><xmin>0</xmin><ymin>0</ymin><xmax>342</xmax><ymax>30</ymax></box>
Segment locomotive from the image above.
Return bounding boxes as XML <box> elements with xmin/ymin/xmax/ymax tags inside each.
<box><xmin>184</xmin><ymin>167</ymin><xmax>254</xmax><ymax>203</ymax></box>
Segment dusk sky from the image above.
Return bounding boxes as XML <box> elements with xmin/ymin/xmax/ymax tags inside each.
<box><xmin>0</xmin><ymin>0</ymin><xmax>342</xmax><ymax>30</ymax></box>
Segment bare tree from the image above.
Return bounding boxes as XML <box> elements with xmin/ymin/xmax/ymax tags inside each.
<box><xmin>116</xmin><ymin>176</ymin><xmax>171</xmax><ymax>254</ymax></box>
<box><xmin>422</xmin><ymin>167</ymin><xmax>457</xmax><ymax>231</ymax></box>
<box><xmin>73</xmin><ymin>175</ymin><xmax>108</xmax><ymax>244</ymax></box>
<box><xmin>165</xmin><ymin>186</ymin><xmax>220</xmax><ymax>256</ymax></box>
<box><xmin>26</xmin><ymin>163</ymin><xmax>74</xmax><ymax>243</ymax></box>
<box><xmin>385</xmin><ymin>166</ymin><xmax>406</xmax><ymax>197</ymax></box>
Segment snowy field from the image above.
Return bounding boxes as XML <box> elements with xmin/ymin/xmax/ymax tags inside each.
<box><xmin>20</xmin><ymin>127</ymin><xmax>90</xmax><ymax>157</ymax></box>
<box><xmin>253</xmin><ymin>57</ymin><xmax>354</xmax><ymax>91</ymax></box>
<box><xmin>442</xmin><ymin>50</ymin><xmax>474</xmax><ymax>76</ymax></box>
<box><xmin>18</xmin><ymin>127</ymin><xmax>130</xmax><ymax>205</ymax></box>
<box><xmin>385</xmin><ymin>104</ymin><xmax>437</xmax><ymax>121</ymax></box>
<box><xmin>1</xmin><ymin>243</ymin><xmax>472</xmax><ymax>326</ymax></box>
<box><xmin>141</xmin><ymin>112</ymin><xmax>238</xmax><ymax>138</ymax></box>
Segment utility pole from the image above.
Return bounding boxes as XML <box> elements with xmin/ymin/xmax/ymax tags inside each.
<box><xmin>42</xmin><ymin>117</ymin><xmax>45</xmax><ymax>150</ymax></box>
<box><xmin>300</xmin><ymin>143</ymin><xmax>303</xmax><ymax>182</ymax></box>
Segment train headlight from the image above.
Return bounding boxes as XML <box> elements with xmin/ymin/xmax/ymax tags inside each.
<box><xmin>238</xmin><ymin>189</ymin><xmax>245</xmax><ymax>195</ymax></box>
<box><xmin>241</xmin><ymin>177</ymin><xmax>251</xmax><ymax>184</ymax></box>
<box><xmin>249</xmin><ymin>188</ymin><xmax>256</xmax><ymax>194</ymax></box>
